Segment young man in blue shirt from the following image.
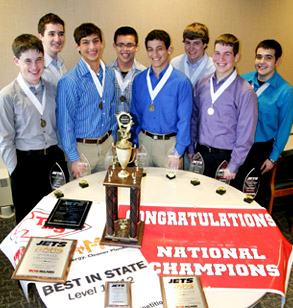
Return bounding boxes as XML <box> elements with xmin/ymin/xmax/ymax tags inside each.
<box><xmin>235</xmin><ymin>40</ymin><xmax>293</xmax><ymax>204</ymax></box>
<box><xmin>131</xmin><ymin>29</ymin><xmax>193</xmax><ymax>168</ymax></box>
<box><xmin>57</xmin><ymin>23</ymin><xmax>116</xmax><ymax>178</ymax></box>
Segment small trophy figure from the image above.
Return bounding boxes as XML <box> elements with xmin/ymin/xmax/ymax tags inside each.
<box><xmin>113</xmin><ymin>112</ymin><xmax>136</xmax><ymax>178</ymax></box>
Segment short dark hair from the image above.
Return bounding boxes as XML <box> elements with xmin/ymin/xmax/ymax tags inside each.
<box><xmin>214</xmin><ymin>33</ymin><xmax>239</xmax><ymax>55</ymax></box>
<box><xmin>255</xmin><ymin>39</ymin><xmax>282</xmax><ymax>61</ymax></box>
<box><xmin>74</xmin><ymin>23</ymin><xmax>102</xmax><ymax>45</ymax></box>
<box><xmin>38</xmin><ymin>13</ymin><xmax>64</xmax><ymax>36</ymax></box>
<box><xmin>145</xmin><ymin>29</ymin><xmax>171</xmax><ymax>49</ymax></box>
<box><xmin>12</xmin><ymin>34</ymin><xmax>44</xmax><ymax>59</ymax></box>
<box><xmin>114</xmin><ymin>26</ymin><xmax>138</xmax><ymax>44</ymax></box>
<box><xmin>183</xmin><ymin>22</ymin><xmax>209</xmax><ymax>48</ymax></box>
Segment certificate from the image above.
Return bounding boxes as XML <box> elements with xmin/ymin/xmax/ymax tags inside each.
<box><xmin>160</xmin><ymin>276</ymin><xmax>209</xmax><ymax>308</ymax></box>
<box><xmin>104</xmin><ymin>281</ymin><xmax>132</xmax><ymax>308</ymax></box>
<box><xmin>11</xmin><ymin>237</ymin><xmax>77</xmax><ymax>283</ymax></box>
<box><xmin>44</xmin><ymin>198</ymin><xmax>92</xmax><ymax>230</ymax></box>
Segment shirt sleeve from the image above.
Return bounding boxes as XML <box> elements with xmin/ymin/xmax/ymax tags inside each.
<box><xmin>228</xmin><ymin>87</ymin><xmax>258</xmax><ymax>173</ymax></box>
<box><xmin>269</xmin><ymin>86</ymin><xmax>293</xmax><ymax>161</ymax></box>
<box><xmin>0</xmin><ymin>93</ymin><xmax>17</xmax><ymax>174</ymax></box>
<box><xmin>174</xmin><ymin>78</ymin><xmax>193</xmax><ymax>155</ymax></box>
<box><xmin>57</xmin><ymin>77</ymin><xmax>80</xmax><ymax>162</ymax></box>
<box><xmin>130</xmin><ymin>76</ymin><xmax>142</xmax><ymax>147</ymax></box>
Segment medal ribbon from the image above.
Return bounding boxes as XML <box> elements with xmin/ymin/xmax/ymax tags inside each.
<box><xmin>146</xmin><ymin>64</ymin><xmax>173</xmax><ymax>103</ymax></box>
<box><xmin>85</xmin><ymin>59</ymin><xmax>106</xmax><ymax>99</ymax></box>
<box><xmin>209</xmin><ymin>69</ymin><xmax>237</xmax><ymax>107</ymax></box>
<box><xmin>114</xmin><ymin>69</ymin><xmax>135</xmax><ymax>95</ymax></box>
<box><xmin>184</xmin><ymin>53</ymin><xmax>208</xmax><ymax>86</ymax></box>
<box><xmin>255</xmin><ymin>82</ymin><xmax>270</xmax><ymax>97</ymax></box>
<box><xmin>17</xmin><ymin>73</ymin><xmax>46</xmax><ymax>115</ymax></box>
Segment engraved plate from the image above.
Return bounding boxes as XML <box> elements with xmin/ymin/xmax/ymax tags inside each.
<box><xmin>160</xmin><ymin>276</ymin><xmax>209</xmax><ymax>308</ymax></box>
<box><xmin>105</xmin><ymin>281</ymin><xmax>131</xmax><ymax>308</ymax></box>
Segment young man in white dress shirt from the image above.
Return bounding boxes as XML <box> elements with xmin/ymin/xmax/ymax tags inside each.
<box><xmin>38</xmin><ymin>13</ymin><xmax>67</xmax><ymax>85</ymax></box>
<box><xmin>107</xmin><ymin>26</ymin><xmax>145</xmax><ymax>114</ymax></box>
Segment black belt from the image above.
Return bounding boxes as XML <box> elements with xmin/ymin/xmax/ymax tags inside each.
<box><xmin>197</xmin><ymin>144</ymin><xmax>232</xmax><ymax>154</ymax></box>
<box><xmin>77</xmin><ymin>130</ymin><xmax>112</xmax><ymax>144</ymax></box>
<box><xmin>142</xmin><ymin>129</ymin><xmax>176</xmax><ymax>140</ymax></box>
<box><xmin>16</xmin><ymin>145</ymin><xmax>58</xmax><ymax>156</ymax></box>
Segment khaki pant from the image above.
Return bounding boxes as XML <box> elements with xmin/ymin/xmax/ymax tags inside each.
<box><xmin>75</xmin><ymin>135</ymin><xmax>114</xmax><ymax>174</ymax></box>
<box><xmin>138</xmin><ymin>132</ymin><xmax>176</xmax><ymax>168</ymax></box>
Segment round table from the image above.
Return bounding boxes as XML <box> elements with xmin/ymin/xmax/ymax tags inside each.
<box><xmin>49</xmin><ymin>167</ymin><xmax>264</xmax><ymax>308</ymax></box>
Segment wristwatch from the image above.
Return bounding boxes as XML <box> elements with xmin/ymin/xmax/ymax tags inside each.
<box><xmin>269</xmin><ymin>158</ymin><xmax>277</xmax><ymax>165</ymax></box>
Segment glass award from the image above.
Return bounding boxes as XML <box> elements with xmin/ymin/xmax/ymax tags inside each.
<box><xmin>215</xmin><ymin>160</ymin><xmax>230</xmax><ymax>184</ymax></box>
<box><xmin>243</xmin><ymin>167</ymin><xmax>260</xmax><ymax>197</ymax></box>
<box><xmin>50</xmin><ymin>162</ymin><xmax>66</xmax><ymax>190</ymax></box>
<box><xmin>78</xmin><ymin>153</ymin><xmax>91</xmax><ymax>177</ymax></box>
<box><xmin>166</xmin><ymin>148</ymin><xmax>180</xmax><ymax>179</ymax></box>
<box><xmin>189</xmin><ymin>152</ymin><xmax>205</xmax><ymax>174</ymax></box>
<box><xmin>136</xmin><ymin>145</ymin><xmax>148</xmax><ymax>175</ymax></box>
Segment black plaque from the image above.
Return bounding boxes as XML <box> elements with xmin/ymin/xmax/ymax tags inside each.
<box><xmin>45</xmin><ymin>199</ymin><xmax>92</xmax><ymax>230</ymax></box>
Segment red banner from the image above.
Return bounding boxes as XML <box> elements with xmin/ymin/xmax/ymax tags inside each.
<box><xmin>120</xmin><ymin>205</ymin><xmax>293</xmax><ymax>294</ymax></box>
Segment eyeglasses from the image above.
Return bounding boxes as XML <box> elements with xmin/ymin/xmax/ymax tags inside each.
<box><xmin>115</xmin><ymin>43</ymin><xmax>136</xmax><ymax>49</ymax></box>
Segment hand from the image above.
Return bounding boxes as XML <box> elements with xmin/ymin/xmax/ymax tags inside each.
<box><xmin>187</xmin><ymin>153</ymin><xmax>194</xmax><ymax>163</ymax></box>
<box><xmin>260</xmin><ymin>159</ymin><xmax>275</xmax><ymax>175</ymax></box>
<box><xmin>223</xmin><ymin>168</ymin><xmax>236</xmax><ymax>180</ymax></box>
<box><xmin>71</xmin><ymin>159</ymin><xmax>85</xmax><ymax>178</ymax></box>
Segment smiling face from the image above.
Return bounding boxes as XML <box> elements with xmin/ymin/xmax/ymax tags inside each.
<box><xmin>146</xmin><ymin>39</ymin><xmax>172</xmax><ymax>75</ymax></box>
<box><xmin>213</xmin><ymin>43</ymin><xmax>239</xmax><ymax>80</ymax></box>
<box><xmin>14</xmin><ymin>49</ymin><xmax>44</xmax><ymax>85</ymax></box>
<box><xmin>184</xmin><ymin>38</ymin><xmax>206</xmax><ymax>64</ymax></box>
<box><xmin>255</xmin><ymin>47</ymin><xmax>279</xmax><ymax>82</ymax></box>
<box><xmin>114</xmin><ymin>34</ymin><xmax>138</xmax><ymax>70</ymax></box>
<box><xmin>76</xmin><ymin>33</ymin><xmax>103</xmax><ymax>67</ymax></box>
<box><xmin>39</xmin><ymin>23</ymin><xmax>65</xmax><ymax>60</ymax></box>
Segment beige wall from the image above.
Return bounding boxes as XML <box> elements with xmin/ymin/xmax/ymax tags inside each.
<box><xmin>0</xmin><ymin>0</ymin><xmax>292</xmax><ymax>89</ymax></box>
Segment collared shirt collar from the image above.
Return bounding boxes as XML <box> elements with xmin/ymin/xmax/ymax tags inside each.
<box><xmin>44</xmin><ymin>52</ymin><xmax>63</xmax><ymax>69</ymax></box>
<box><xmin>149</xmin><ymin>62</ymin><xmax>170</xmax><ymax>80</ymax></box>
<box><xmin>186</xmin><ymin>52</ymin><xmax>206</xmax><ymax>67</ymax></box>
<box><xmin>212</xmin><ymin>68</ymin><xmax>236</xmax><ymax>85</ymax></box>
<box><xmin>252</xmin><ymin>69</ymin><xmax>278</xmax><ymax>88</ymax></box>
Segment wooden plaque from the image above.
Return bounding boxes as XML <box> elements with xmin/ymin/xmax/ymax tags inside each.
<box><xmin>160</xmin><ymin>276</ymin><xmax>209</xmax><ymax>308</ymax></box>
<box><xmin>104</xmin><ymin>281</ymin><xmax>132</xmax><ymax>308</ymax></box>
<box><xmin>11</xmin><ymin>237</ymin><xmax>77</xmax><ymax>283</ymax></box>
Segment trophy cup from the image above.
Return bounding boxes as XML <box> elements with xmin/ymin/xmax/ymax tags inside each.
<box><xmin>100</xmin><ymin>112</ymin><xmax>145</xmax><ymax>248</ymax></box>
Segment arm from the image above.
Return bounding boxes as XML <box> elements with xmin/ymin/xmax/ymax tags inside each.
<box><xmin>228</xmin><ymin>87</ymin><xmax>258</xmax><ymax>174</ymax></box>
<box><xmin>0</xmin><ymin>93</ymin><xmax>17</xmax><ymax>175</ymax></box>
<box><xmin>57</xmin><ymin>77</ymin><xmax>80</xmax><ymax>163</ymax></box>
<box><xmin>174</xmin><ymin>78</ymin><xmax>193</xmax><ymax>155</ymax></box>
<box><xmin>130</xmin><ymin>76</ymin><xmax>142</xmax><ymax>147</ymax></box>
<box><xmin>187</xmin><ymin>82</ymin><xmax>200</xmax><ymax>160</ymax></box>
<box><xmin>269</xmin><ymin>86</ymin><xmax>293</xmax><ymax>162</ymax></box>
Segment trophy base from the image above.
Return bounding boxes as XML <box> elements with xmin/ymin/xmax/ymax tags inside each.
<box><xmin>100</xmin><ymin>219</ymin><xmax>145</xmax><ymax>248</ymax></box>
<box><xmin>118</xmin><ymin>169</ymin><xmax>130</xmax><ymax>178</ymax></box>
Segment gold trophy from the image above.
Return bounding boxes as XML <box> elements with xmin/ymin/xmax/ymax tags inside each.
<box><xmin>112</xmin><ymin>112</ymin><xmax>136</xmax><ymax>178</ymax></box>
<box><xmin>101</xmin><ymin>112</ymin><xmax>145</xmax><ymax>248</ymax></box>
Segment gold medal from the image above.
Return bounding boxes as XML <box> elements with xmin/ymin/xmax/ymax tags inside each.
<box><xmin>99</xmin><ymin>101</ymin><xmax>103</xmax><ymax>109</ymax></box>
<box><xmin>40</xmin><ymin>119</ymin><xmax>46</xmax><ymax>128</ymax></box>
<box><xmin>149</xmin><ymin>104</ymin><xmax>155</xmax><ymax>112</ymax></box>
<box><xmin>120</xmin><ymin>95</ymin><xmax>126</xmax><ymax>102</ymax></box>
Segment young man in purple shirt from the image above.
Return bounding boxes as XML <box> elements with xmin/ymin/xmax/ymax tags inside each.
<box><xmin>187</xmin><ymin>34</ymin><xmax>258</xmax><ymax>181</ymax></box>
